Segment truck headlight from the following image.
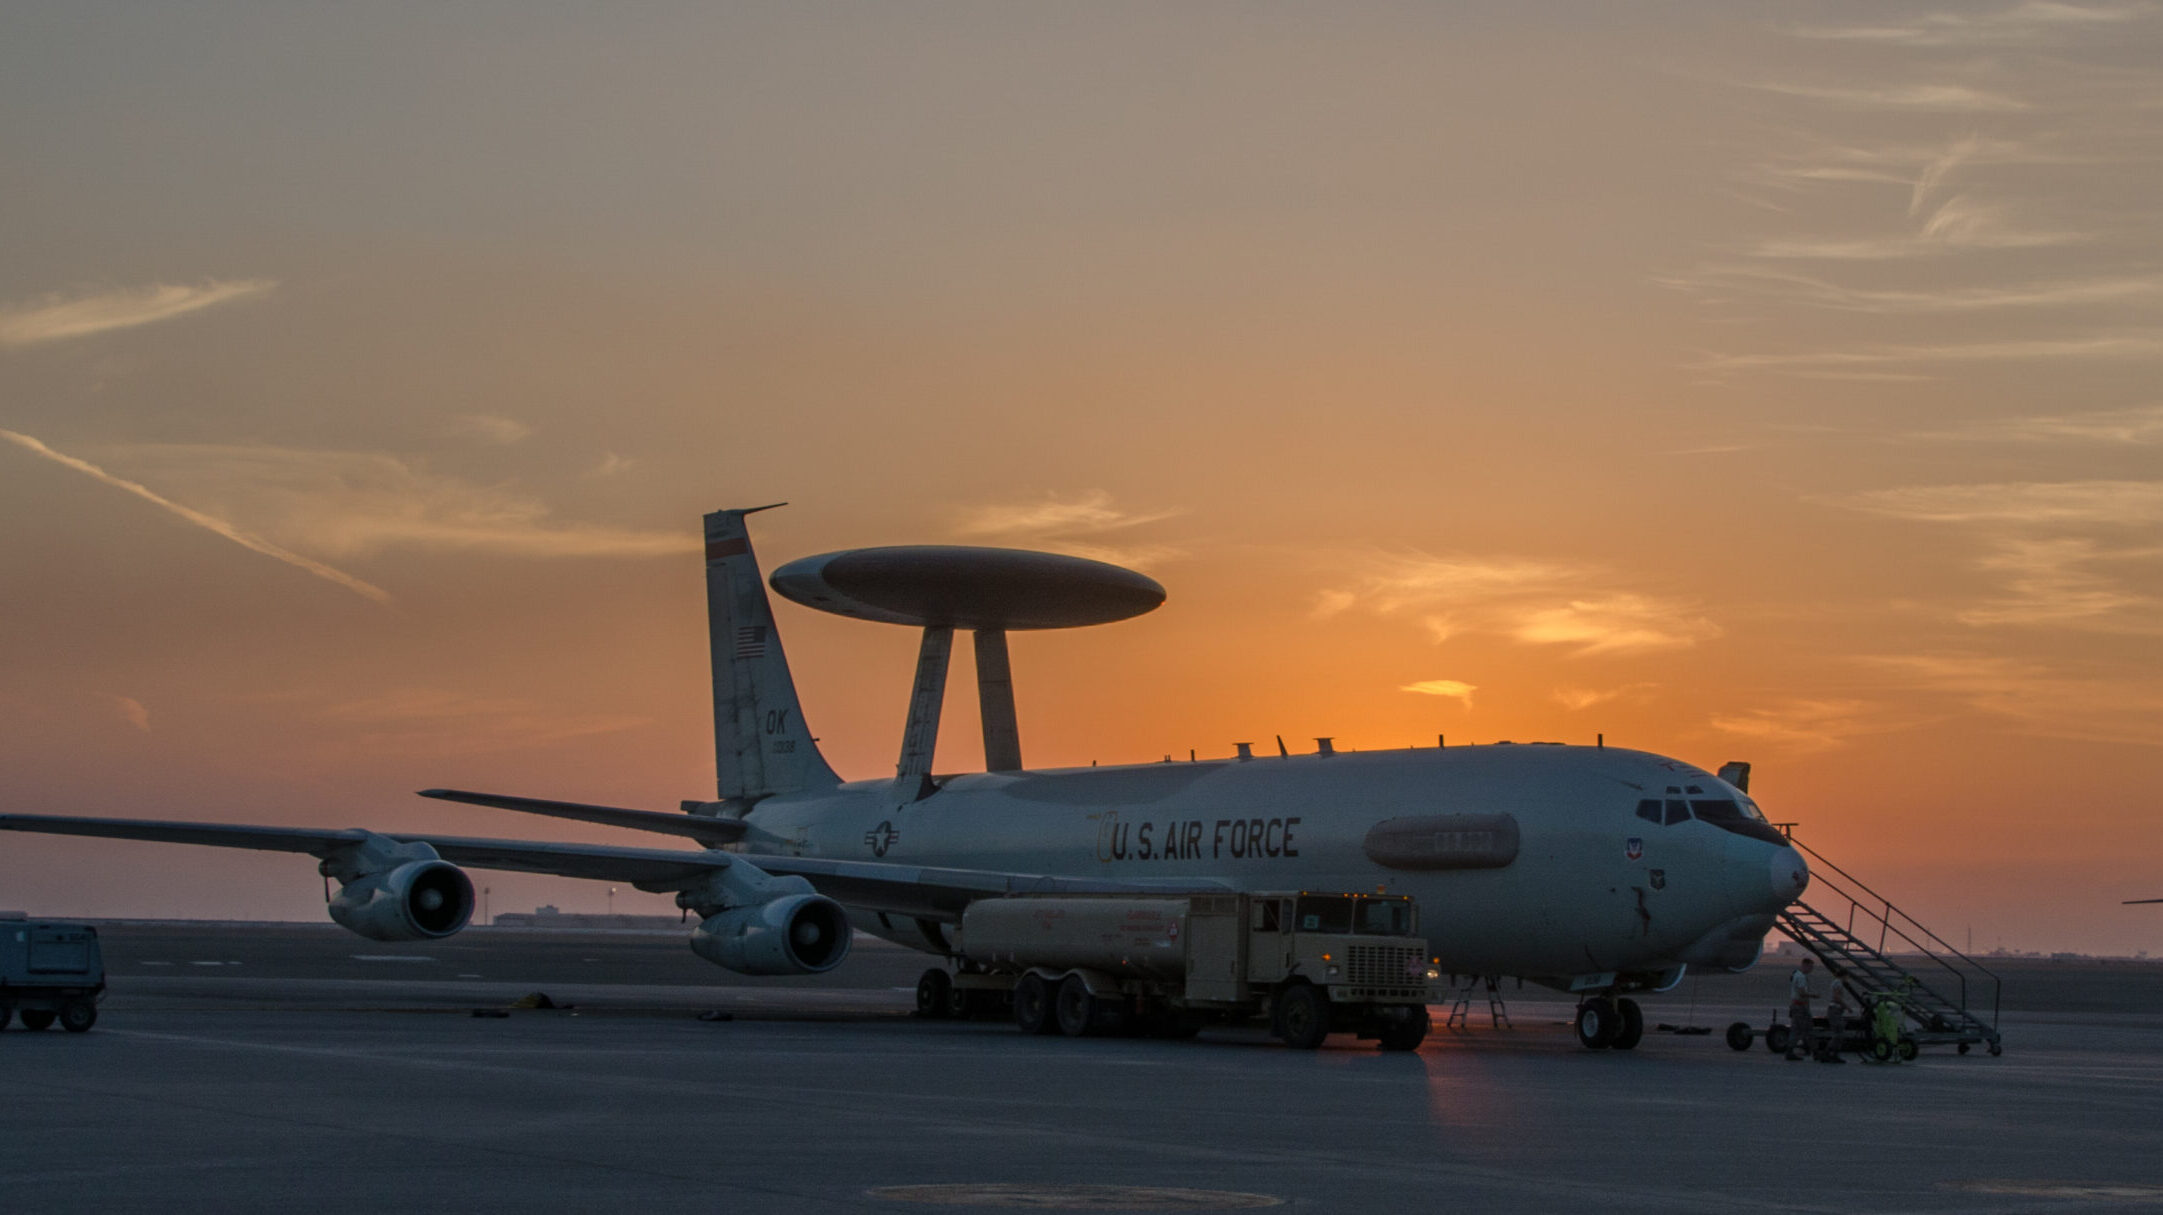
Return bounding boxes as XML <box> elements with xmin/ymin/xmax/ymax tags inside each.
<box><xmin>1326</xmin><ymin>964</ymin><xmax>1341</xmax><ymax>979</ymax></box>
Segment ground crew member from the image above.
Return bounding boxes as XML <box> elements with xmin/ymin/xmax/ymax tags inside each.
<box><xmin>1786</xmin><ymin>956</ymin><xmax>1817</xmax><ymax>1060</ymax></box>
<box><xmin>1818</xmin><ymin>986</ymin><xmax>1849</xmax><ymax>1064</ymax></box>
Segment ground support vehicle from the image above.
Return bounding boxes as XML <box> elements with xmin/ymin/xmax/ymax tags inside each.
<box><xmin>1724</xmin><ymin>991</ymin><xmax>1920</xmax><ymax>1062</ymax></box>
<box><xmin>0</xmin><ymin>918</ymin><xmax>105</xmax><ymax>1033</ymax></box>
<box><xmin>917</xmin><ymin>891</ymin><xmax>1436</xmax><ymax>1051</ymax></box>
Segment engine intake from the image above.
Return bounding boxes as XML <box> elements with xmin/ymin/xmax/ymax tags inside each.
<box><xmin>328</xmin><ymin>859</ymin><xmax>475</xmax><ymax>941</ymax></box>
<box><xmin>691</xmin><ymin>893</ymin><xmax>851</xmax><ymax>975</ymax></box>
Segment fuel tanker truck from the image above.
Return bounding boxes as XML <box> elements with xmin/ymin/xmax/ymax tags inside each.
<box><xmin>915</xmin><ymin>890</ymin><xmax>1437</xmax><ymax>1050</ymax></box>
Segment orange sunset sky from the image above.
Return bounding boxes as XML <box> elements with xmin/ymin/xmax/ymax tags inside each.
<box><xmin>2</xmin><ymin>4</ymin><xmax>2159</xmax><ymax>954</ymax></box>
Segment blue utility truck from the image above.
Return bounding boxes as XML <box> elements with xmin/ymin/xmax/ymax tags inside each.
<box><xmin>0</xmin><ymin>915</ymin><xmax>105</xmax><ymax>1032</ymax></box>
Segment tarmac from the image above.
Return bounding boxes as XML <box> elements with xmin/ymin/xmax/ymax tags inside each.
<box><xmin>5</xmin><ymin>922</ymin><xmax>2163</xmax><ymax>1213</ymax></box>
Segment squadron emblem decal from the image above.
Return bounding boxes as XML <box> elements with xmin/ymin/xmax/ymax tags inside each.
<box><xmin>864</xmin><ymin>820</ymin><xmax>900</xmax><ymax>857</ymax></box>
<box><xmin>1625</xmin><ymin>837</ymin><xmax>1644</xmax><ymax>861</ymax></box>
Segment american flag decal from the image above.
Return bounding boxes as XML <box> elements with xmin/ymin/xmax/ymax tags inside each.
<box><xmin>734</xmin><ymin>626</ymin><xmax>768</xmax><ymax>659</ymax></box>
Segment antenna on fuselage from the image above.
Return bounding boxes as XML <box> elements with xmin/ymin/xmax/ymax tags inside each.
<box><xmin>768</xmin><ymin>546</ymin><xmax>1164</xmax><ymax>798</ymax></box>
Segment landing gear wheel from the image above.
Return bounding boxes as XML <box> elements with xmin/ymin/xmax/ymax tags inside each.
<box><xmin>1377</xmin><ymin>1008</ymin><xmax>1430</xmax><ymax>1052</ymax></box>
<box><xmin>1611</xmin><ymin>998</ymin><xmax>1644</xmax><ymax>1051</ymax></box>
<box><xmin>0</xmin><ymin>1005</ymin><xmax>12</xmax><ymax>1031</ymax></box>
<box><xmin>1957</xmin><ymin>1042</ymin><xmax>1971</xmax><ymax>1055</ymax></box>
<box><xmin>1054</xmin><ymin>975</ymin><xmax>1100</xmax><ymax>1037</ymax></box>
<box><xmin>1575</xmin><ymin>998</ymin><xmax>1619</xmax><ymax>1050</ymax></box>
<box><xmin>18</xmin><ymin>1008</ymin><xmax>55</xmax><ymax>1032</ymax></box>
<box><xmin>1274</xmin><ymin>984</ymin><xmax>1331</xmax><ymax>1050</ymax></box>
<box><xmin>1726</xmin><ymin>1021</ymin><xmax>1755</xmax><ymax>1052</ymax></box>
<box><xmin>1764</xmin><ymin>1023</ymin><xmax>1792</xmax><ymax>1055</ymax></box>
<box><xmin>1988</xmin><ymin>1041</ymin><xmax>2003</xmax><ymax>1057</ymax></box>
<box><xmin>1897</xmin><ymin>1037</ymin><xmax>1919</xmax><ymax>1062</ymax></box>
<box><xmin>1013</xmin><ymin>973</ymin><xmax>1058</xmax><ymax>1035</ymax></box>
<box><xmin>58</xmin><ymin>1001</ymin><xmax>96</xmax><ymax>1033</ymax></box>
<box><xmin>915</xmin><ymin>969</ymin><xmax>953</xmax><ymax>1019</ymax></box>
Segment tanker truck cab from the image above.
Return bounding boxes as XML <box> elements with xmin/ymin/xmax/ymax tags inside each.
<box><xmin>949</xmin><ymin>890</ymin><xmax>1435</xmax><ymax>1051</ymax></box>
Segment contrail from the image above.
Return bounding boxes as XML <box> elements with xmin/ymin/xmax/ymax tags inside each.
<box><xmin>0</xmin><ymin>428</ymin><xmax>392</xmax><ymax>605</ymax></box>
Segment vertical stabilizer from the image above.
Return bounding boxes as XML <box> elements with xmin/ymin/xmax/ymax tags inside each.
<box><xmin>704</xmin><ymin>507</ymin><xmax>840</xmax><ymax>801</ymax></box>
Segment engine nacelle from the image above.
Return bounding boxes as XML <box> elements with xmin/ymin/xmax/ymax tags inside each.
<box><xmin>690</xmin><ymin>893</ymin><xmax>851</xmax><ymax>975</ymax></box>
<box><xmin>328</xmin><ymin>859</ymin><xmax>475</xmax><ymax>941</ymax></box>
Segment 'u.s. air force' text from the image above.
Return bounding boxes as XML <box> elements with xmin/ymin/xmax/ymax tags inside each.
<box><xmin>1098</xmin><ymin>816</ymin><xmax>1300</xmax><ymax>862</ymax></box>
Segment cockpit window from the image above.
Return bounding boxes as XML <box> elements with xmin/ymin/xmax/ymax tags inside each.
<box><xmin>1663</xmin><ymin>799</ymin><xmax>1692</xmax><ymax>826</ymax></box>
<box><xmin>1636</xmin><ymin>799</ymin><xmax>1662</xmax><ymax>824</ymax></box>
<box><xmin>1690</xmin><ymin>799</ymin><xmax>1786</xmax><ymax>844</ymax></box>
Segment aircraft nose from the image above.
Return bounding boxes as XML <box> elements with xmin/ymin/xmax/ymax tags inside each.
<box><xmin>1770</xmin><ymin>845</ymin><xmax>1810</xmax><ymax>908</ymax></box>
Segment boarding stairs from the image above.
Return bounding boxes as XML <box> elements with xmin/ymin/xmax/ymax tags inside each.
<box><xmin>1775</xmin><ymin>834</ymin><xmax>2003</xmax><ymax>1056</ymax></box>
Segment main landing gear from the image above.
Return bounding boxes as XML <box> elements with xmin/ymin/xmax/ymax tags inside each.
<box><xmin>1575</xmin><ymin>996</ymin><xmax>1643</xmax><ymax>1051</ymax></box>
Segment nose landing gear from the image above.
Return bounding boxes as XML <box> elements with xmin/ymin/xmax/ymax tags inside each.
<box><xmin>1575</xmin><ymin>996</ymin><xmax>1644</xmax><ymax>1051</ymax></box>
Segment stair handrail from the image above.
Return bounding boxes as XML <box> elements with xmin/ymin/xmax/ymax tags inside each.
<box><xmin>1778</xmin><ymin>831</ymin><xmax>2001</xmax><ymax>1035</ymax></box>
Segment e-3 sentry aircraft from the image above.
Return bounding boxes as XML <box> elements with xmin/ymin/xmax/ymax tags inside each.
<box><xmin>0</xmin><ymin>506</ymin><xmax>1810</xmax><ymax>1049</ymax></box>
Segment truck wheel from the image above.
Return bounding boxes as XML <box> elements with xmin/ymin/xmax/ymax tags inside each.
<box><xmin>1054</xmin><ymin>975</ymin><xmax>1099</xmax><ymax>1037</ymax></box>
<box><xmin>1765</xmin><ymin>1024</ymin><xmax>1791</xmax><ymax>1055</ymax></box>
<box><xmin>915</xmin><ymin>969</ymin><xmax>953</xmax><ymax>1019</ymax></box>
<box><xmin>59</xmin><ymin>1001</ymin><xmax>97</xmax><ymax>1033</ymax></box>
<box><xmin>1611</xmin><ymin>998</ymin><xmax>1645</xmax><ymax>1051</ymax></box>
<box><xmin>1274</xmin><ymin>984</ymin><xmax>1331</xmax><ymax>1050</ymax></box>
<box><xmin>1725</xmin><ymin>1022</ymin><xmax>1755</xmax><ymax>1051</ymax></box>
<box><xmin>0</xmin><ymin>1004</ymin><xmax>12</xmax><ymax>1031</ymax></box>
<box><xmin>1377</xmin><ymin>1008</ymin><xmax>1429</xmax><ymax>1052</ymax></box>
<box><xmin>1013</xmin><ymin>973</ymin><xmax>1059</xmax><ymax>1035</ymax></box>
<box><xmin>18</xmin><ymin>1008</ymin><xmax>55</xmax><ymax>1032</ymax></box>
<box><xmin>1574</xmin><ymin>999</ymin><xmax>1618</xmax><ymax>1050</ymax></box>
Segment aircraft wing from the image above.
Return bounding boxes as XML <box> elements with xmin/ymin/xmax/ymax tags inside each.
<box><xmin>0</xmin><ymin>814</ymin><xmax>732</xmax><ymax>886</ymax></box>
<box><xmin>0</xmin><ymin>813</ymin><xmax>1223</xmax><ymax>915</ymax></box>
<box><xmin>2128</xmin><ymin>898</ymin><xmax>2163</xmax><ymax>905</ymax></box>
<box><xmin>416</xmin><ymin>788</ymin><xmax>749</xmax><ymax>845</ymax></box>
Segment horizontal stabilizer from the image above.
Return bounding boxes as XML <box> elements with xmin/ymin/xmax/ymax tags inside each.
<box><xmin>417</xmin><ymin>789</ymin><xmax>747</xmax><ymax>845</ymax></box>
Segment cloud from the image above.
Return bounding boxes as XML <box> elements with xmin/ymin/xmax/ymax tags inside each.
<box><xmin>1857</xmin><ymin>652</ymin><xmax>2163</xmax><ymax>747</ymax></box>
<box><xmin>1317</xmin><ymin>553</ymin><xmax>1720</xmax><ymax>656</ymax></box>
<box><xmin>1913</xmin><ymin>403</ymin><xmax>2163</xmax><ymax>444</ymax></box>
<box><xmin>112</xmin><ymin>696</ymin><xmax>150</xmax><ymax>734</ymax></box>
<box><xmin>1845</xmin><ymin>481</ymin><xmax>2163</xmax><ymax>527</ymax></box>
<box><xmin>91</xmin><ymin>442</ymin><xmax>699</xmax><ymax>559</ymax></box>
<box><xmin>1400</xmin><ymin>679</ymin><xmax>1476</xmax><ymax>705</ymax></box>
<box><xmin>1709</xmin><ymin>698</ymin><xmax>1888</xmax><ymax>753</ymax></box>
<box><xmin>1743</xmin><ymin>198</ymin><xmax>2083</xmax><ymax>262</ymax></box>
<box><xmin>1511</xmin><ymin>595</ymin><xmax>1722</xmax><ymax>656</ymax></box>
<box><xmin>0</xmin><ymin>279</ymin><xmax>275</xmax><ymax>348</ymax></box>
<box><xmin>1956</xmin><ymin>538</ymin><xmax>2160</xmax><ymax>629</ymax></box>
<box><xmin>316</xmin><ymin>689</ymin><xmax>649</xmax><ymax>758</ymax></box>
<box><xmin>1742</xmin><ymin>82</ymin><xmax>2030</xmax><ymax>113</ymax></box>
<box><xmin>1841</xmin><ymin>483</ymin><xmax>2163</xmax><ymax>633</ymax></box>
<box><xmin>952</xmin><ymin>490</ymin><xmax>1182</xmax><ymax>567</ymax></box>
<box><xmin>1696</xmin><ymin>334</ymin><xmax>2163</xmax><ymax>374</ymax></box>
<box><xmin>0</xmin><ymin>428</ymin><xmax>392</xmax><ymax>605</ymax></box>
<box><xmin>1685</xmin><ymin>267</ymin><xmax>2163</xmax><ymax>314</ymax></box>
<box><xmin>445</xmin><ymin>415</ymin><xmax>532</xmax><ymax>445</ymax></box>
<box><xmin>585</xmin><ymin>452</ymin><xmax>637</xmax><ymax>478</ymax></box>
<box><xmin>1781</xmin><ymin>3</ymin><xmax>2149</xmax><ymax>47</ymax></box>
<box><xmin>1552</xmin><ymin>684</ymin><xmax>1657</xmax><ymax>712</ymax></box>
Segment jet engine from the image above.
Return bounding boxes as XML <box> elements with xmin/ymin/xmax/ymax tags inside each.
<box><xmin>690</xmin><ymin>892</ymin><xmax>851</xmax><ymax>975</ymax></box>
<box><xmin>328</xmin><ymin>859</ymin><xmax>475</xmax><ymax>941</ymax></box>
